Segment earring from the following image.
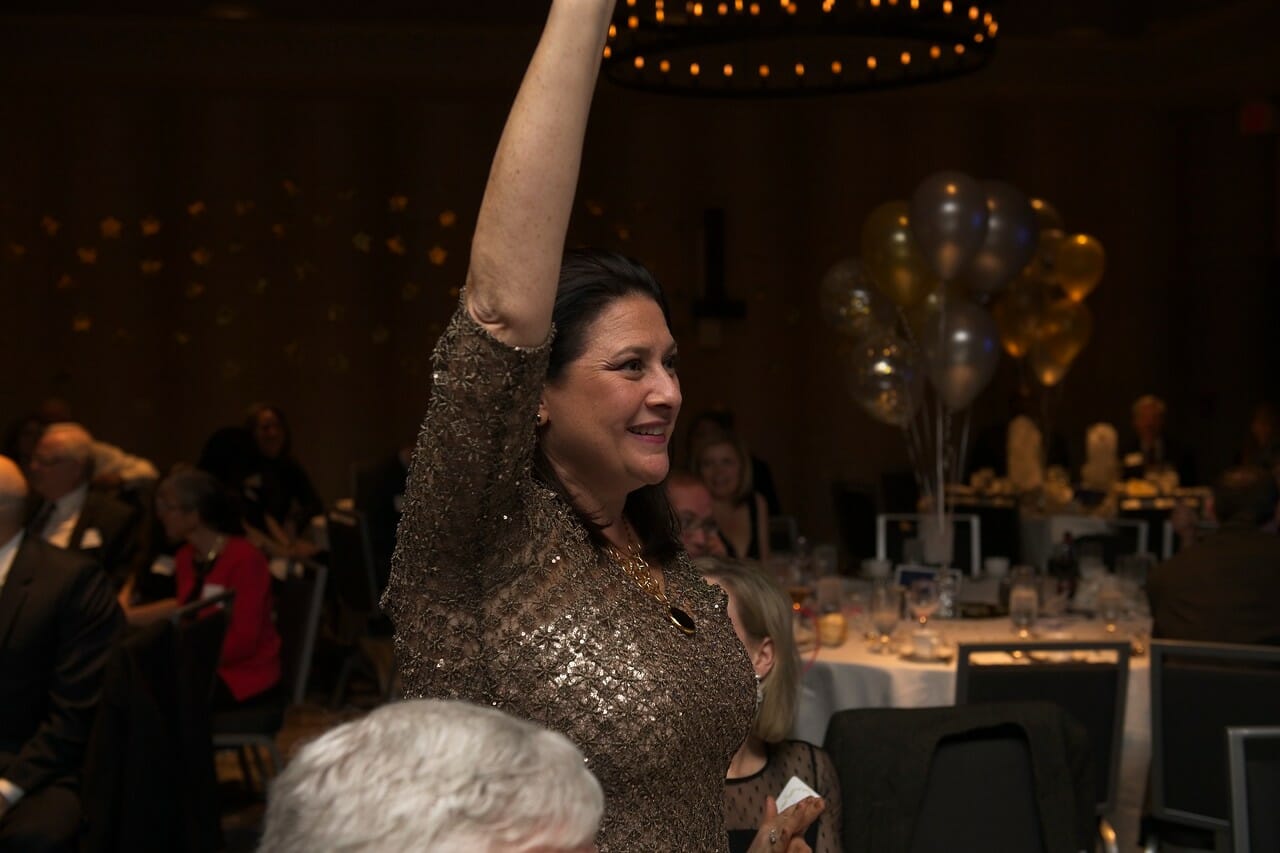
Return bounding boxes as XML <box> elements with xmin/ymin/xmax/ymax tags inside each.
<box><xmin>535</xmin><ymin>412</ymin><xmax>545</xmax><ymax>427</ymax></box>
<box><xmin>754</xmin><ymin>673</ymin><xmax>764</xmax><ymax>710</ymax></box>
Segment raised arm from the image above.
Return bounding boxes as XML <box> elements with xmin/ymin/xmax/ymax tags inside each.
<box><xmin>465</xmin><ymin>0</ymin><xmax>616</xmax><ymax>346</ymax></box>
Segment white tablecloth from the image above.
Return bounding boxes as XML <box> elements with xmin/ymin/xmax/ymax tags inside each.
<box><xmin>791</xmin><ymin>616</ymin><xmax>1150</xmax><ymax>850</ymax></box>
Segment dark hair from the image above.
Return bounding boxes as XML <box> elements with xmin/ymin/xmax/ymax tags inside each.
<box><xmin>533</xmin><ymin>248</ymin><xmax>680</xmax><ymax>563</ymax></box>
<box><xmin>1214</xmin><ymin>465</ymin><xmax>1279</xmax><ymax>527</ymax></box>
<box><xmin>162</xmin><ymin>467</ymin><xmax>243</xmax><ymax>534</ymax></box>
<box><xmin>245</xmin><ymin>403</ymin><xmax>292</xmax><ymax>458</ymax></box>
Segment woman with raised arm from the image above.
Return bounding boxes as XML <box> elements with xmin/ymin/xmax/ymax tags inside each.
<box><xmin>382</xmin><ymin>2</ymin><xmax>822</xmax><ymax>851</ymax></box>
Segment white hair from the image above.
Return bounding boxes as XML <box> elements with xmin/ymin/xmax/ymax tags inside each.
<box><xmin>41</xmin><ymin>422</ymin><xmax>94</xmax><ymax>467</ymax></box>
<box><xmin>259</xmin><ymin>699</ymin><xmax>604</xmax><ymax>853</ymax></box>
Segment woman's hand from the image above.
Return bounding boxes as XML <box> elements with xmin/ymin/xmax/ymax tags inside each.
<box><xmin>746</xmin><ymin>795</ymin><xmax>825</xmax><ymax>853</ymax></box>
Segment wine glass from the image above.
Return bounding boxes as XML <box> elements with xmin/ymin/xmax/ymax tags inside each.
<box><xmin>1009</xmin><ymin>582</ymin><xmax>1038</xmax><ymax>639</ymax></box>
<box><xmin>907</xmin><ymin>579</ymin><xmax>940</xmax><ymax>628</ymax></box>
<box><xmin>869</xmin><ymin>585</ymin><xmax>901</xmax><ymax>654</ymax></box>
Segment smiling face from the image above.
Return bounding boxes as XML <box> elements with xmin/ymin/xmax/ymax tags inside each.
<box><xmin>697</xmin><ymin>441</ymin><xmax>743</xmax><ymax>502</ymax></box>
<box><xmin>539</xmin><ymin>294</ymin><xmax>681</xmax><ymax>515</ymax></box>
<box><xmin>253</xmin><ymin>408</ymin><xmax>287</xmax><ymax>459</ymax></box>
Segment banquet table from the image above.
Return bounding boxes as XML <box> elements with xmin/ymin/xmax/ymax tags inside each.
<box><xmin>791</xmin><ymin>615</ymin><xmax>1151</xmax><ymax>850</ymax></box>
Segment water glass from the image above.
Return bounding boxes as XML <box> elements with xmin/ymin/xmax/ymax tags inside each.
<box><xmin>1096</xmin><ymin>579</ymin><xmax>1125</xmax><ymax>633</ymax></box>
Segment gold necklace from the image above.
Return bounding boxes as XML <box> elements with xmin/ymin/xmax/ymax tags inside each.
<box><xmin>605</xmin><ymin>541</ymin><xmax>696</xmax><ymax>636</ymax></box>
<box><xmin>201</xmin><ymin>534</ymin><xmax>226</xmax><ymax>565</ymax></box>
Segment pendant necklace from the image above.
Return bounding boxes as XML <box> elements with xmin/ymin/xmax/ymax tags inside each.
<box><xmin>605</xmin><ymin>540</ymin><xmax>696</xmax><ymax>636</ymax></box>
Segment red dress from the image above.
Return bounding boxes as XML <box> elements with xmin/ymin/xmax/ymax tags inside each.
<box><xmin>175</xmin><ymin>536</ymin><xmax>282</xmax><ymax>701</ymax></box>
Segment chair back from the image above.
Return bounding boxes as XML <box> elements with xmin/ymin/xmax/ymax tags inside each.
<box><xmin>909</xmin><ymin>726</ymin><xmax>1045</xmax><ymax>853</ymax></box>
<box><xmin>82</xmin><ymin>593</ymin><xmax>231</xmax><ymax>853</ymax></box>
<box><xmin>1107</xmin><ymin>518</ymin><xmax>1149</xmax><ymax>557</ymax></box>
<box><xmin>326</xmin><ymin>506</ymin><xmax>379</xmax><ymax>612</ymax></box>
<box><xmin>955</xmin><ymin>640</ymin><xmax>1130</xmax><ymax>814</ymax></box>
<box><xmin>1150</xmin><ymin>640</ymin><xmax>1280</xmax><ymax>831</ymax></box>
<box><xmin>876</xmin><ymin>512</ymin><xmax>981</xmax><ymax>575</ymax></box>
<box><xmin>1228</xmin><ymin>726</ymin><xmax>1280</xmax><ymax>853</ymax></box>
<box><xmin>275</xmin><ymin>561</ymin><xmax>328</xmax><ymax>705</ymax></box>
<box><xmin>824</xmin><ymin>702</ymin><xmax>1094</xmax><ymax>853</ymax></box>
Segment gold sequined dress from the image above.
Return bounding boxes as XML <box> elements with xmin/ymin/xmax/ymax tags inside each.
<box><xmin>384</xmin><ymin>303</ymin><xmax>757</xmax><ymax>852</ymax></box>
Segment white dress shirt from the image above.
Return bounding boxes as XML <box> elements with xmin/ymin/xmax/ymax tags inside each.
<box><xmin>39</xmin><ymin>482</ymin><xmax>89</xmax><ymax>549</ymax></box>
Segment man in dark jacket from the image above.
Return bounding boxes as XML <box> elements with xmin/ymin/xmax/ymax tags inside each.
<box><xmin>25</xmin><ymin>422</ymin><xmax>143</xmax><ymax>589</ymax></box>
<box><xmin>0</xmin><ymin>456</ymin><xmax>123</xmax><ymax>851</ymax></box>
<box><xmin>1147</xmin><ymin>465</ymin><xmax>1280</xmax><ymax>645</ymax></box>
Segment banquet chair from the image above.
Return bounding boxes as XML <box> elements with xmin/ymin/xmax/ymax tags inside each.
<box><xmin>1146</xmin><ymin>640</ymin><xmax>1280</xmax><ymax>850</ymax></box>
<box><xmin>1227</xmin><ymin>726</ymin><xmax>1280</xmax><ymax>853</ymax></box>
<box><xmin>955</xmin><ymin>640</ymin><xmax>1130</xmax><ymax>817</ymax></box>
<box><xmin>326</xmin><ymin>506</ymin><xmax>396</xmax><ymax>707</ymax></box>
<box><xmin>211</xmin><ymin>561</ymin><xmax>327</xmax><ymax>792</ymax></box>
<box><xmin>823</xmin><ymin>702</ymin><xmax>1095</xmax><ymax>853</ymax></box>
<box><xmin>82</xmin><ymin>591</ymin><xmax>233</xmax><ymax>853</ymax></box>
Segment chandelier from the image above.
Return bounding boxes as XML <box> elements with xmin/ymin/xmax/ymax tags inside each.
<box><xmin>603</xmin><ymin>0</ymin><xmax>1000</xmax><ymax>97</ymax></box>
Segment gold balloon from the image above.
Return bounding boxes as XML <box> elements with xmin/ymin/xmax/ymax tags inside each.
<box><xmin>861</xmin><ymin>200</ymin><xmax>938</xmax><ymax>309</ymax></box>
<box><xmin>1029</xmin><ymin>197</ymin><xmax>1065</xmax><ymax>232</ymax></box>
<box><xmin>1028</xmin><ymin>346</ymin><xmax>1071</xmax><ymax>387</ymax></box>
<box><xmin>1026</xmin><ymin>227</ymin><xmax>1064</xmax><ymax>282</ymax></box>
<box><xmin>1056</xmin><ymin>233</ymin><xmax>1105</xmax><ymax>301</ymax></box>
<box><xmin>1028</xmin><ymin>298</ymin><xmax>1093</xmax><ymax>386</ymax></box>
<box><xmin>992</xmin><ymin>273</ymin><xmax>1049</xmax><ymax>358</ymax></box>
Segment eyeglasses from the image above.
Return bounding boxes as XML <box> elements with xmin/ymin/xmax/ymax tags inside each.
<box><xmin>678</xmin><ymin>514</ymin><xmax>719</xmax><ymax>536</ymax></box>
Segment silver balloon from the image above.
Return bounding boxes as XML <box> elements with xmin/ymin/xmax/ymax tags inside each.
<box><xmin>848</xmin><ymin>332</ymin><xmax>924</xmax><ymax>427</ymax></box>
<box><xmin>919</xmin><ymin>296</ymin><xmax>1000</xmax><ymax>411</ymax></box>
<box><xmin>909</xmin><ymin>170</ymin><xmax>989</xmax><ymax>282</ymax></box>
<box><xmin>962</xmin><ymin>181</ymin><xmax>1038</xmax><ymax>298</ymax></box>
<box><xmin>819</xmin><ymin>258</ymin><xmax>897</xmax><ymax>340</ymax></box>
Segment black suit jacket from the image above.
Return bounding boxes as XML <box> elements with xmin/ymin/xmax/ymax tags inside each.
<box><xmin>30</xmin><ymin>490</ymin><xmax>143</xmax><ymax>589</ymax></box>
<box><xmin>0</xmin><ymin>535</ymin><xmax>123</xmax><ymax>794</ymax></box>
<box><xmin>1147</xmin><ymin>525</ymin><xmax>1280</xmax><ymax>645</ymax></box>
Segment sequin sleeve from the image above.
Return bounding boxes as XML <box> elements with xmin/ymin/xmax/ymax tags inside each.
<box><xmin>381</xmin><ymin>301</ymin><xmax>551</xmax><ymax>695</ymax></box>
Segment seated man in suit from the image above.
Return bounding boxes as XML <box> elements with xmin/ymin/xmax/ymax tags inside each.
<box><xmin>26</xmin><ymin>423</ymin><xmax>143</xmax><ymax>589</ymax></box>
<box><xmin>0</xmin><ymin>456</ymin><xmax>124</xmax><ymax>852</ymax></box>
<box><xmin>1147</xmin><ymin>465</ymin><xmax>1280</xmax><ymax>645</ymax></box>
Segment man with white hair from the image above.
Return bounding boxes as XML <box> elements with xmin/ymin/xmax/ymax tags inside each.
<box><xmin>1122</xmin><ymin>394</ymin><xmax>1197</xmax><ymax>485</ymax></box>
<box><xmin>259</xmin><ymin>699</ymin><xmax>604</xmax><ymax>853</ymax></box>
<box><xmin>0</xmin><ymin>456</ymin><xmax>123</xmax><ymax>851</ymax></box>
<box><xmin>666</xmin><ymin>470</ymin><xmax>728</xmax><ymax>559</ymax></box>
<box><xmin>26</xmin><ymin>423</ymin><xmax>143</xmax><ymax>588</ymax></box>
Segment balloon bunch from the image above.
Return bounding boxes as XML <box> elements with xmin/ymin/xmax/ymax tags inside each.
<box><xmin>821</xmin><ymin>171</ymin><xmax>1104</xmax><ymax>519</ymax></box>
<box><xmin>991</xmin><ymin>199</ymin><xmax>1103</xmax><ymax>387</ymax></box>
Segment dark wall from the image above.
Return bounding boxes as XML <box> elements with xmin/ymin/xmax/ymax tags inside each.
<box><xmin>1</xmin><ymin>16</ymin><xmax>1275</xmax><ymax>551</ymax></box>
